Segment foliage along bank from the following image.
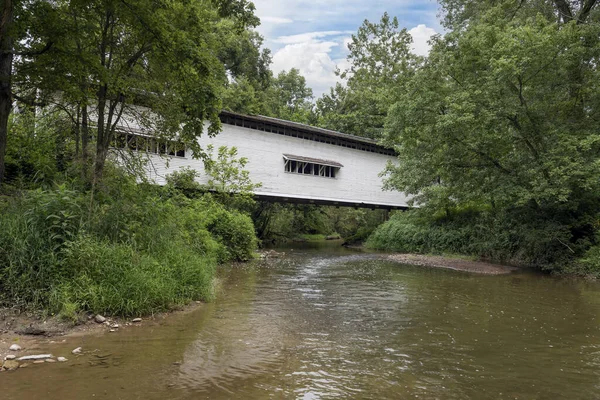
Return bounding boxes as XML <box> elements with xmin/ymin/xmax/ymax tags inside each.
<box><xmin>359</xmin><ymin>1</ymin><xmax>600</xmax><ymax>277</ymax></box>
<box><xmin>0</xmin><ymin>162</ymin><xmax>257</xmax><ymax>319</ymax></box>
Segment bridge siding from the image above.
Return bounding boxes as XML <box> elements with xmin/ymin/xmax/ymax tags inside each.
<box><xmin>143</xmin><ymin>123</ymin><xmax>410</xmax><ymax>208</ymax></box>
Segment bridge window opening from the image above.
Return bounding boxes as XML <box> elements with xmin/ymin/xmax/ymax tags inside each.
<box><xmin>112</xmin><ymin>132</ymin><xmax>186</xmax><ymax>158</ymax></box>
<box><xmin>137</xmin><ymin>137</ymin><xmax>148</xmax><ymax>152</ymax></box>
<box><xmin>284</xmin><ymin>156</ymin><xmax>340</xmax><ymax>179</ymax></box>
<box><xmin>149</xmin><ymin>139</ymin><xmax>158</xmax><ymax>154</ymax></box>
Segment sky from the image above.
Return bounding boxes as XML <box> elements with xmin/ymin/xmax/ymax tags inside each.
<box><xmin>252</xmin><ymin>0</ymin><xmax>442</xmax><ymax>97</ymax></box>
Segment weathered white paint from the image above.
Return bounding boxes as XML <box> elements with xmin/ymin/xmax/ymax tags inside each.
<box><xmin>131</xmin><ymin>123</ymin><xmax>410</xmax><ymax>208</ymax></box>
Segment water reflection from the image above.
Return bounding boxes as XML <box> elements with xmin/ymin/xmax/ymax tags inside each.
<box><xmin>3</xmin><ymin>243</ymin><xmax>600</xmax><ymax>399</ymax></box>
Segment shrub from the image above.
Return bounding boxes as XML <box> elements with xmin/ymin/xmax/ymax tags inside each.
<box><xmin>0</xmin><ymin>168</ymin><xmax>259</xmax><ymax>316</ymax></box>
<box><xmin>0</xmin><ymin>187</ymin><xmax>85</xmax><ymax>306</ymax></box>
<box><xmin>366</xmin><ymin>207</ymin><xmax>586</xmax><ymax>271</ymax></box>
<box><xmin>566</xmin><ymin>243</ymin><xmax>600</xmax><ymax>277</ymax></box>
<box><xmin>205</xmin><ymin>205</ymin><xmax>258</xmax><ymax>262</ymax></box>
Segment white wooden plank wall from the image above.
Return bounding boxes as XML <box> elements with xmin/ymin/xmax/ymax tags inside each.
<box><xmin>124</xmin><ymin>123</ymin><xmax>410</xmax><ymax>208</ymax></box>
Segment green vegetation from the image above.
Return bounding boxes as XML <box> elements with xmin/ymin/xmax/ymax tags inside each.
<box><xmin>0</xmin><ymin>109</ymin><xmax>258</xmax><ymax>318</ymax></box>
<box><xmin>354</xmin><ymin>1</ymin><xmax>600</xmax><ymax>277</ymax></box>
<box><xmin>1</xmin><ymin>0</ymin><xmax>262</xmax><ymax>185</ymax></box>
<box><xmin>316</xmin><ymin>12</ymin><xmax>418</xmax><ymax>139</ymax></box>
<box><xmin>367</xmin><ymin>208</ymin><xmax>584</xmax><ymax>270</ymax></box>
<box><xmin>0</xmin><ymin>168</ymin><xmax>257</xmax><ymax>318</ymax></box>
<box><xmin>0</xmin><ymin>0</ymin><xmax>267</xmax><ymax>318</ymax></box>
<box><xmin>223</xmin><ymin>68</ymin><xmax>317</xmax><ymax>124</ymax></box>
<box><xmin>253</xmin><ymin>203</ymin><xmax>387</xmax><ymax>245</ymax></box>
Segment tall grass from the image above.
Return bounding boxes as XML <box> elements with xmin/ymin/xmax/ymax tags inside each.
<box><xmin>0</xmin><ymin>170</ymin><xmax>258</xmax><ymax>317</ymax></box>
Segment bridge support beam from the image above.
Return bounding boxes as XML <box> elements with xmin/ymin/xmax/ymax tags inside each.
<box><xmin>253</xmin><ymin>193</ymin><xmax>408</xmax><ymax>211</ymax></box>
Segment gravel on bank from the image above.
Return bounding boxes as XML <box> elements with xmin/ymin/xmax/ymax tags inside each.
<box><xmin>386</xmin><ymin>253</ymin><xmax>519</xmax><ymax>275</ymax></box>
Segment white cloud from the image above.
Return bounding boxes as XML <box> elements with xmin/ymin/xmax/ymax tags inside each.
<box><xmin>270</xmin><ymin>23</ymin><xmax>438</xmax><ymax>98</ymax></box>
<box><xmin>274</xmin><ymin>31</ymin><xmax>352</xmax><ymax>45</ymax></box>
<box><xmin>260</xmin><ymin>16</ymin><xmax>294</xmax><ymax>25</ymax></box>
<box><xmin>408</xmin><ymin>24</ymin><xmax>437</xmax><ymax>56</ymax></box>
<box><xmin>271</xmin><ymin>39</ymin><xmax>341</xmax><ymax>97</ymax></box>
<box><xmin>251</xmin><ymin>0</ymin><xmax>442</xmax><ymax>97</ymax></box>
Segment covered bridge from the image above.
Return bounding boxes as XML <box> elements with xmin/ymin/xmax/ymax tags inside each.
<box><xmin>121</xmin><ymin>111</ymin><xmax>411</xmax><ymax>210</ymax></box>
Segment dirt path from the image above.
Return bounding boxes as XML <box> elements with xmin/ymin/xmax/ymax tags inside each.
<box><xmin>386</xmin><ymin>253</ymin><xmax>519</xmax><ymax>275</ymax></box>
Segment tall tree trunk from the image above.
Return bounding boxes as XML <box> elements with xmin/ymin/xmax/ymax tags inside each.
<box><xmin>94</xmin><ymin>93</ymin><xmax>124</xmax><ymax>185</ymax></box>
<box><xmin>81</xmin><ymin>104</ymin><xmax>89</xmax><ymax>160</ymax></box>
<box><xmin>81</xmin><ymin>103</ymin><xmax>89</xmax><ymax>180</ymax></box>
<box><xmin>0</xmin><ymin>0</ymin><xmax>13</xmax><ymax>187</ymax></box>
<box><xmin>74</xmin><ymin>105</ymin><xmax>80</xmax><ymax>157</ymax></box>
<box><xmin>93</xmin><ymin>85</ymin><xmax>107</xmax><ymax>184</ymax></box>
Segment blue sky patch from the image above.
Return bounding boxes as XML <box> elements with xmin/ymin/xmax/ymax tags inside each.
<box><xmin>253</xmin><ymin>0</ymin><xmax>441</xmax><ymax>96</ymax></box>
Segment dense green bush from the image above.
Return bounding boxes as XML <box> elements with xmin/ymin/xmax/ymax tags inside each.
<box><xmin>566</xmin><ymin>242</ymin><xmax>600</xmax><ymax>277</ymax></box>
<box><xmin>49</xmin><ymin>236</ymin><xmax>215</xmax><ymax>316</ymax></box>
<box><xmin>0</xmin><ymin>186</ymin><xmax>84</xmax><ymax>305</ymax></box>
<box><xmin>0</xmin><ymin>168</ymin><xmax>258</xmax><ymax>317</ymax></box>
<box><xmin>367</xmin><ymin>207</ymin><xmax>592</xmax><ymax>274</ymax></box>
<box><xmin>205</xmin><ymin>206</ymin><xmax>257</xmax><ymax>262</ymax></box>
<box><xmin>3</xmin><ymin>111</ymin><xmax>69</xmax><ymax>189</ymax></box>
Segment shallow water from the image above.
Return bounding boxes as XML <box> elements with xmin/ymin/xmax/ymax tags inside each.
<box><xmin>3</xmin><ymin>242</ymin><xmax>600</xmax><ymax>399</ymax></box>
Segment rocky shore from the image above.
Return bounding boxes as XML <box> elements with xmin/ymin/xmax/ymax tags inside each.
<box><xmin>0</xmin><ymin>314</ymin><xmax>151</xmax><ymax>372</ymax></box>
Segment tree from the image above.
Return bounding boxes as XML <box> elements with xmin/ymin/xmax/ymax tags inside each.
<box><xmin>316</xmin><ymin>13</ymin><xmax>420</xmax><ymax>138</ymax></box>
<box><xmin>204</xmin><ymin>144</ymin><xmax>261</xmax><ymax>210</ymax></box>
<box><xmin>204</xmin><ymin>144</ymin><xmax>261</xmax><ymax>194</ymax></box>
<box><xmin>219</xmin><ymin>29</ymin><xmax>272</xmax><ymax>90</ymax></box>
<box><xmin>220</xmin><ymin>28</ymin><xmax>273</xmax><ymax>115</ymax></box>
<box><xmin>12</xmin><ymin>0</ymin><xmax>260</xmax><ymax>186</ymax></box>
<box><xmin>440</xmin><ymin>0</ymin><xmax>598</xmax><ymax>29</ymax></box>
<box><xmin>382</xmin><ymin>1</ymin><xmax>600</xmax><ymax>213</ymax></box>
<box><xmin>222</xmin><ymin>67</ymin><xmax>316</xmax><ymax>124</ymax></box>
<box><xmin>266</xmin><ymin>68</ymin><xmax>314</xmax><ymax>123</ymax></box>
<box><xmin>0</xmin><ymin>0</ymin><xmax>13</xmax><ymax>187</ymax></box>
<box><xmin>222</xmin><ymin>76</ymin><xmax>268</xmax><ymax>115</ymax></box>
<box><xmin>0</xmin><ymin>0</ymin><xmax>57</xmax><ymax>187</ymax></box>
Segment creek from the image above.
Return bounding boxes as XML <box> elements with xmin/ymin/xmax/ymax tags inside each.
<box><xmin>3</xmin><ymin>242</ymin><xmax>600</xmax><ymax>399</ymax></box>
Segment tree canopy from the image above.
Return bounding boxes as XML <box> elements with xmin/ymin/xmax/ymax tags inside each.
<box><xmin>382</xmin><ymin>0</ymin><xmax>600</xmax><ymax>212</ymax></box>
<box><xmin>1</xmin><ymin>0</ymin><xmax>264</xmax><ymax>185</ymax></box>
<box><xmin>316</xmin><ymin>13</ymin><xmax>420</xmax><ymax>139</ymax></box>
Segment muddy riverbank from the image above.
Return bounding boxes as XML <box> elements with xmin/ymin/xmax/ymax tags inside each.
<box><xmin>0</xmin><ymin>301</ymin><xmax>205</xmax><ymax>368</ymax></box>
<box><xmin>385</xmin><ymin>253</ymin><xmax>519</xmax><ymax>274</ymax></box>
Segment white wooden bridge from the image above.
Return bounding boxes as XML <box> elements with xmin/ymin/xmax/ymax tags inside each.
<box><xmin>116</xmin><ymin>111</ymin><xmax>410</xmax><ymax>210</ymax></box>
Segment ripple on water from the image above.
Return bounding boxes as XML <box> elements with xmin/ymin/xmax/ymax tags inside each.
<box><xmin>4</xmin><ymin>248</ymin><xmax>600</xmax><ymax>400</ymax></box>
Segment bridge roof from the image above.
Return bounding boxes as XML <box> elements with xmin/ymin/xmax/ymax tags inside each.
<box><xmin>219</xmin><ymin>110</ymin><xmax>395</xmax><ymax>156</ymax></box>
<box><xmin>283</xmin><ymin>154</ymin><xmax>344</xmax><ymax>168</ymax></box>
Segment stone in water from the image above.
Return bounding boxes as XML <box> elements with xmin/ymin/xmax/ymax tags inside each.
<box><xmin>2</xmin><ymin>360</ymin><xmax>19</xmax><ymax>370</ymax></box>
